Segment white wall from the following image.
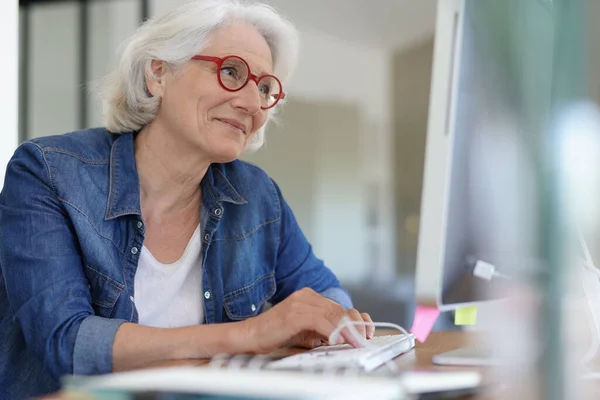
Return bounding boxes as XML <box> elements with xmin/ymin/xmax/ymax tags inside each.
<box><xmin>0</xmin><ymin>0</ymin><xmax>19</xmax><ymax>190</ymax></box>
<box><xmin>283</xmin><ymin>28</ymin><xmax>395</xmax><ymax>283</ymax></box>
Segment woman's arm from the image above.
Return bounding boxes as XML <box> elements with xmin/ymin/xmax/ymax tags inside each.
<box><xmin>112</xmin><ymin>322</ymin><xmax>249</xmax><ymax>371</ymax></box>
<box><xmin>112</xmin><ymin>286</ymin><xmax>373</xmax><ymax>370</ymax></box>
<box><xmin>0</xmin><ymin>143</ymin><xmax>125</xmax><ymax>379</ymax></box>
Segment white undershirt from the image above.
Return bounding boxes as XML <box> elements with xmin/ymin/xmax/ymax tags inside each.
<box><xmin>134</xmin><ymin>224</ymin><xmax>204</xmax><ymax>328</ymax></box>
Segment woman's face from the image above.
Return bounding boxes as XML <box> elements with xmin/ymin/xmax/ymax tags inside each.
<box><xmin>147</xmin><ymin>23</ymin><xmax>273</xmax><ymax>163</ymax></box>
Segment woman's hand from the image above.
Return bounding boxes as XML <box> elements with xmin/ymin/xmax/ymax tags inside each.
<box><xmin>239</xmin><ymin>287</ymin><xmax>374</xmax><ymax>354</ymax></box>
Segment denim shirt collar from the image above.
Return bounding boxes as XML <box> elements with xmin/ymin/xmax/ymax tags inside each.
<box><xmin>104</xmin><ymin>132</ymin><xmax>246</xmax><ymax>221</ymax></box>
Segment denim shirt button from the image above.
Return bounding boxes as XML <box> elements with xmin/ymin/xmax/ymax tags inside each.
<box><xmin>131</xmin><ymin>247</ymin><xmax>138</xmax><ymax>255</ymax></box>
<box><xmin>204</xmin><ymin>233</ymin><xmax>210</xmax><ymax>241</ymax></box>
<box><xmin>204</xmin><ymin>291</ymin><xmax>211</xmax><ymax>299</ymax></box>
<box><xmin>136</xmin><ymin>221</ymin><xmax>143</xmax><ymax>229</ymax></box>
<box><xmin>251</xmin><ymin>304</ymin><xmax>256</xmax><ymax>312</ymax></box>
<box><xmin>214</xmin><ymin>208</ymin><xmax>222</xmax><ymax>216</ymax></box>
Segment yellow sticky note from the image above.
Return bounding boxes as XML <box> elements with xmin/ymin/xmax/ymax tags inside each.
<box><xmin>454</xmin><ymin>306</ymin><xmax>477</xmax><ymax>325</ymax></box>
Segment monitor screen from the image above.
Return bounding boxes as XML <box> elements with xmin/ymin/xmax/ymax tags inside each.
<box><xmin>415</xmin><ymin>0</ymin><xmax>550</xmax><ymax>309</ymax></box>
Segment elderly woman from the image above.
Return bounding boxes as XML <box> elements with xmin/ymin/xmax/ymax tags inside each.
<box><xmin>0</xmin><ymin>0</ymin><xmax>374</xmax><ymax>398</ymax></box>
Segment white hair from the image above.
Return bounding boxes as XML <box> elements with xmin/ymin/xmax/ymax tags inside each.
<box><xmin>95</xmin><ymin>0</ymin><xmax>299</xmax><ymax>151</ymax></box>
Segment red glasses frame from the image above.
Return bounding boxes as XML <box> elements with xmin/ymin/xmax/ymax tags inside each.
<box><xmin>191</xmin><ymin>55</ymin><xmax>285</xmax><ymax>109</ymax></box>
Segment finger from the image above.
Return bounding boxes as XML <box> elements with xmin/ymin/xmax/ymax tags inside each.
<box><xmin>295</xmin><ymin>306</ymin><xmax>361</xmax><ymax>348</ymax></box>
<box><xmin>294</xmin><ymin>308</ymin><xmax>340</xmax><ymax>345</ymax></box>
<box><xmin>340</xmin><ymin>328</ymin><xmax>364</xmax><ymax>348</ymax></box>
<box><xmin>321</xmin><ymin>303</ymin><xmax>362</xmax><ymax>347</ymax></box>
<box><xmin>288</xmin><ymin>290</ymin><xmax>363</xmax><ymax>348</ymax></box>
<box><xmin>295</xmin><ymin>331</ymin><xmax>328</xmax><ymax>349</ymax></box>
<box><xmin>347</xmin><ymin>308</ymin><xmax>366</xmax><ymax>339</ymax></box>
<box><xmin>361</xmin><ymin>312</ymin><xmax>375</xmax><ymax>339</ymax></box>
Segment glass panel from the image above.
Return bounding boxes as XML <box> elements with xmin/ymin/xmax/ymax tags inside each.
<box><xmin>28</xmin><ymin>2</ymin><xmax>79</xmax><ymax>139</ymax></box>
<box><xmin>88</xmin><ymin>0</ymin><xmax>140</xmax><ymax>128</ymax></box>
<box><xmin>20</xmin><ymin>0</ymin><xmax>142</xmax><ymax>140</ymax></box>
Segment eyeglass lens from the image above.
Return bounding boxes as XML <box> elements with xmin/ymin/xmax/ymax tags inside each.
<box><xmin>219</xmin><ymin>57</ymin><xmax>282</xmax><ymax>108</ymax></box>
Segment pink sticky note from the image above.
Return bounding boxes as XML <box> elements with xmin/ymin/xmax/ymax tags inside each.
<box><xmin>410</xmin><ymin>305</ymin><xmax>440</xmax><ymax>343</ymax></box>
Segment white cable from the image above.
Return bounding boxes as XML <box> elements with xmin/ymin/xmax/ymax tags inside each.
<box><xmin>472</xmin><ymin>259</ymin><xmax>512</xmax><ymax>281</ymax></box>
<box><xmin>581</xmin><ymin>372</ymin><xmax>600</xmax><ymax>381</ymax></box>
<box><xmin>579</xmin><ymin>231</ymin><xmax>594</xmax><ymax>267</ymax></box>
<box><xmin>493</xmin><ymin>270</ymin><xmax>512</xmax><ymax>280</ymax></box>
<box><xmin>579</xmin><ymin>234</ymin><xmax>600</xmax><ymax>361</ymax></box>
<box><xmin>577</xmin><ymin>234</ymin><xmax>600</xmax><ymax>365</ymax></box>
<box><xmin>328</xmin><ymin>317</ymin><xmax>411</xmax><ymax>347</ymax></box>
<box><xmin>578</xmin><ymin>265</ymin><xmax>600</xmax><ymax>364</ymax></box>
<box><xmin>580</xmin><ymin>258</ymin><xmax>600</xmax><ymax>279</ymax></box>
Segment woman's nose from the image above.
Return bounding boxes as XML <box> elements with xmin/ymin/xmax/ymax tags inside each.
<box><xmin>232</xmin><ymin>80</ymin><xmax>262</xmax><ymax>115</ymax></box>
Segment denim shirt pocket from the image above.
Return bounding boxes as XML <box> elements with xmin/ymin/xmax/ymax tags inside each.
<box><xmin>85</xmin><ymin>265</ymin><xmax>124</xmax><ymax>318</ymax></box>
<box><xmin>223</xmin><ymin>273</ymin><xmax>276</xmax><ymax>320</ymax></box>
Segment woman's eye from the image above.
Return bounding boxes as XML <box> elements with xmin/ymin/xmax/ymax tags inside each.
<box><xmin>258</xmin><ymin>83</ymin><xmax>271</xmax><ymax>96</ymax></box>
<box><xmin>220</xmin><ymin>67</ymin><xmax>238</xmax><ymax>78</ymax></box>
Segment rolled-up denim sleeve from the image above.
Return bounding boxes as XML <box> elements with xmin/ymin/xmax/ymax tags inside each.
<box><xmin>0</xmin><ymin>143</ymin><xmax>123</xmax><ymax>380</ymax></box>
<box><xmin>269</xmin><ymin>179</ymin><xmax>354</xmax><ymax>309</ymax></box>
<box><xmin>319</xmin><ymin>287</ymin><xmax>353</xmax><ymax>310</ymax></box>
<box><xmin>73</xmin><ymin>316</ymin><xmax>127</xmax><ymax>375</ymax></box>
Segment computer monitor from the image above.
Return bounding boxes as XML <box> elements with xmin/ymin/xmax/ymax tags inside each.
<box><xmin>414</xmin><ymin>0</ymin><xmax>545</xmax><ymax>352</ymax></box>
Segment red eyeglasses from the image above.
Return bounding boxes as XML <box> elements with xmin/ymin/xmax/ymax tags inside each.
<box><xmin>191</xmin><ymin>55</ymin><xmax>285</xmax><ymax>109</ymax></box>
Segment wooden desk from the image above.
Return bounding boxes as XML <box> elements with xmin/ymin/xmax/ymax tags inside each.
<box><xmin>398</xmin><ymin>330</ymin><xmax>477</xmax><ymax>369</ymax></box>
<box><xmin>403</xmin><ymin>331</ymin><xmax>495</xmax><ymax>399</ymax></box>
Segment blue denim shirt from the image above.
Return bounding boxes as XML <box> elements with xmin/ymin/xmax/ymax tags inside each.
<box><xmin>0</xmin><ymin>128</ymin><xmax>352</xmax><ymax>399</ymax></box>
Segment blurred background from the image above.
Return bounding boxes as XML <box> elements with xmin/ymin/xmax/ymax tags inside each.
<box><xmin>15</xmin><ymin>0</ymin><xmax>600</xmax><ymax>331</ymax></box>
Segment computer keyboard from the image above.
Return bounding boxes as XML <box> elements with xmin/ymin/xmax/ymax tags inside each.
<box><xmin>266</xmin><ymin>334</ymin><xmax>416</xmax><ymax>372</ymax></box>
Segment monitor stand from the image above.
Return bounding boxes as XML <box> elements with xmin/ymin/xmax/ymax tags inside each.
<box><xmin>432</xmin><ymin>346</ymin><xmax>505</xmax><ymax>367</ymax></box>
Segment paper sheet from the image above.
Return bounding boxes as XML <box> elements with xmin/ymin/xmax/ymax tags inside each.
<box><xmin>410</xmin><ymin>305</ymin><xmax>440</xmax><ymax>343</ymax></box>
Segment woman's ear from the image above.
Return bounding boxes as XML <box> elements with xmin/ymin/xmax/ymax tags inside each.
<box><xmin>145</xmin><ymin>60</ymin><xmax>167</xmax><ymax>98</ymax></box>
